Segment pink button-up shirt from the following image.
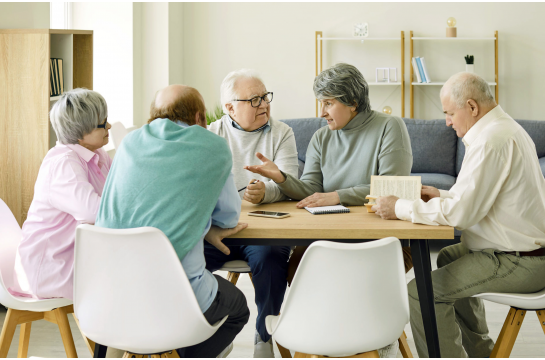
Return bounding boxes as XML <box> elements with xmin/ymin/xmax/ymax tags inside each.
<box><xmin>10</xmin><ymin>143</ymin><xmax>112</xmax><ymax>299</ymax></box>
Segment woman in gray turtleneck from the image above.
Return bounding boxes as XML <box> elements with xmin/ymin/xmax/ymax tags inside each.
<box><xmin>245</xmin><ymin>62</ymin><xmax>413</xmax><ymax>208</ymax></box>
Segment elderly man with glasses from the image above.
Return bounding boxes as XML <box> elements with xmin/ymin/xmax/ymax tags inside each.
<box><xmin>207</xmin><ymin>69</ymin><xmax>298</xmax><ymax>357</ymax></box>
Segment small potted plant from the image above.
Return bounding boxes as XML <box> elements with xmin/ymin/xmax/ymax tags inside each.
<box><xmin>465</xmin><ymin>55</ymin><xmax>474</xmax><ymax>74</ymax></box>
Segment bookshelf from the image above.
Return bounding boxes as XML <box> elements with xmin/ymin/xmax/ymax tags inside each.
<box><xmin>0</xmin><ymin>29</ymin><xmax>93</xmax><ymax>226</ymax></box>
<box><xmin>315</xmin><ymin>31</ymin><xmax>406</xmax><ymax>117</ymax></box>
<box><xmin>409</xmin><ymin>31</ymin><xmax>498</xmax><ymax>118</ymax></box>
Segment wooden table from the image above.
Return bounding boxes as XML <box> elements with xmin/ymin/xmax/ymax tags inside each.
<box><xmin>225</xmin><ymin>201</ymin><xmax>454</xmax><ymax>358</ymax></box>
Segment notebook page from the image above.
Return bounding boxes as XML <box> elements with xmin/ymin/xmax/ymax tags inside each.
<box><xmin>370</xmin><ymin>176</ymin><xmax>421</xmax><ymax>201</ymax></box>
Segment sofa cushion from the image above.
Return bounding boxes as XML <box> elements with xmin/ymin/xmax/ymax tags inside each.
<box><xmin>297</xmin><ymin>159</ymin><xmax>305</xmax><ymax>179</ymax></box>
<box><xmin>412</xmin><ymin>173</ymin><xmax>456</xmax><ymax>191</ymax></box>
<box><xmin>403</xmin><ymin>119</ymin><xmax>458</xmax><ymax>176</ymax></box>
<box><xmin>540</xmin><ymin>157</ymin><xmax>545</xmax><ymax>178</ymax></box>
<box><xmin>516</xmin><ymin>120</ymin><xmax>545</xmax><ymax>158</ymax></box>
<box><xmin>456</xmin><ymin>137</ymin><xmax>465</xmax><ymax>175</ymax></box>
<box><xmin>280</xmin><ymin>118</ymin><xmax>327</xmax><ymax>163</ymax></box>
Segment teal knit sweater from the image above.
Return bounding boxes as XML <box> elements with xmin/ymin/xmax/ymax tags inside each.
<box><xmin>96</xmin><ymin>118</ymin><xmax>233</xmax><ymax>260</ymax></box>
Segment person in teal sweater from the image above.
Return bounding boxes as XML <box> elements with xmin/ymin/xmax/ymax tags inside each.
<box><xmin>245</xmin><ymin>63</ymin><xmax>414</xmax><ymax>357</ymax></box>
<box><xmin>96</xmin><ymin>85</ymin><xmax>249</xmax><ymax>358</ymax></box>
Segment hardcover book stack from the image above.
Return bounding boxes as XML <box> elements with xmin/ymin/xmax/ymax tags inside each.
<box><xmin>50</xmin><ymin>58</ymin><xmax>64</xmax><ymax>97</ymax></box>
<box><xmin>411</xmin><ymin>57</ymin><xmax>431</xmax><ymax>83</ymax></box>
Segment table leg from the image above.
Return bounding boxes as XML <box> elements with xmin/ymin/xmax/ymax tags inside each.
<box><xmin>411</xmin><ymin>239</ymin><xmax>441</xmax><ymax>358</ymax></box>
<box><xmin>94</xmin><ymin>343</ymin><xmax>108</xmax><ymax>358</ymax></box>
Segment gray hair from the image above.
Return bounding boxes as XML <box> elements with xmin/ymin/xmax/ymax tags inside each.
<box><xmin>441</xmin><ymin>72</ymin><xmax>496</xmax><ymax>109</ymax></box>
<box><xmin>220</xmin><ymin>69</ymin><xmax>264</xmax><ymax>113</ymax></box>
<box><xmin>313</xmin><ymin>63</ymin><xmax>371</xmax><ymax>113</ymax></box>
<box><xmin>50</xmin><ymin>88</ymin><xmax>108</xmax><ymax>145</ymax></box>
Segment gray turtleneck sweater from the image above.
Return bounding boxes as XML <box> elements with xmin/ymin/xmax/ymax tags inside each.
<box><xmin>277</xmin><ymin>110</ymin><xmax>413</xmax><ymax>206</ymax></box>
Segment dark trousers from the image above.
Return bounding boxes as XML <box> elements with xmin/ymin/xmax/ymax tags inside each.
<box><xmin>177</xmin><ymin>275</ymin><xmax>250</xmax><ymax>358</ymax></box>
<box><xmin>204</xmin><ymin>244</ymin><xmax>291</xmax><ymax>342</ymax></box>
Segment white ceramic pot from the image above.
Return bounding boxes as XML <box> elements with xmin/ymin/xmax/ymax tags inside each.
<box><xmin>466</xmin><ymin>64</ymin><xmax>475</xmax><ymax>73</ymax></box>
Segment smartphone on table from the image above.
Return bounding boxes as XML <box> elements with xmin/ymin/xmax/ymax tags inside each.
<box><xmin>248</xmin><ymin>211</ymin><xmax>290</xmax><ymax>219</ymax></box>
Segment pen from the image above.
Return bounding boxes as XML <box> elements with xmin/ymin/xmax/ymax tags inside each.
<box><xmin>238</xmin><ymin>180</ymin><xmax>259</xmax><ymax>192</ymax></box>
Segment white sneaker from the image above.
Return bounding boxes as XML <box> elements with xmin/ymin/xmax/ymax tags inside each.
<box><xmin>217</xmin><ymin>342</ymin><xmax>233</xmax><ymax>358</ymax></box>
<box><xmin>378</xmin><ymin>340</ymin><xmax>399</xmax><ymax>358</ymax></box>
<box><xmin>254</xmin><ymin>330</ymin><xmax>274</xmax><ymax>358</ymax></box>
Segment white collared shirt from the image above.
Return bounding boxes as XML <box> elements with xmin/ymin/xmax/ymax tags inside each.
<box><xmin>396</xmin><ymin>105</ymin><xmax>545</xmax><ymax>251</ymax></box>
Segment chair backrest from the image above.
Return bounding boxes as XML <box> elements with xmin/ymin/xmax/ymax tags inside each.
<box><xmin>0</xmin><ymin>199</ymin><xmax>22</xmax><ymax>296</ymax></box>
<box><xmin>74</xmin><ymin>225</ymin><xmax>225</xmax><ymax>354</ymax></box>
<box><xmin>109</xmin><ymin>121</ymin><xmax>128</xmax><ymax>149</ymax></box>
<box><xmin>270</xmin><ymin>237</ymin><xmax>409</xmax><ymax>357</ymax></box>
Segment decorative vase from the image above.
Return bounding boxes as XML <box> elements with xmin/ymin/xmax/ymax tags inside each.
<box><xmin>466</xmin><ymin>64</ymin><xmax>475</xmax><ymax>74</ymax></box>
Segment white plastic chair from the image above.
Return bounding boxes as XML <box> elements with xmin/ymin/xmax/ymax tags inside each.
<box><xmin>220</xmin><ymin>260</ymin><xmax>253</xmax><ymax>285</ymax></box>
<box><xmin>473</xmin><ymin>288</ymin><xmax>545</xmax><ymax>357</ymax></box>
<box><xmin>103</xmin><ymin>121</ymin><xmax>128</xmax><ymax>158</ymax></box>
<box><xmin>73</xmin><ymin>224</ymin><xmax>227</xmax><ymax>356</ymax></box>
<box><xmin>265</xmin><ymin>237</ymin><xmax>411</xmax><ymax>358</ymax></box>
<box><xmin>0</xmin><ymin>199</ymin><xmax>85</xmax><ymax>358</ymax></box>
<box><xmin>109</xmin><ymin>121</ymin><xmax>128</xmax><ymax>149</ymax></box>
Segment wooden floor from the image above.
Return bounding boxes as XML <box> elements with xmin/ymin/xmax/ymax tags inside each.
<box><xmin>1</xmin><ymin>245</ymin><xmax>544</xmax><ymax>358</ymax></box>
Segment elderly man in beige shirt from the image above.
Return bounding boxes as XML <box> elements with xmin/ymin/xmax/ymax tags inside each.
<box><xmin>373</xmin><ymin>72</ymin><xmax>545</xmax><ymax>358</ymax></box>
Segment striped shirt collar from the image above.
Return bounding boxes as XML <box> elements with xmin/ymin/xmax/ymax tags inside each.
<box><xmin>229</xmin><ymin>115</ymin><xmax>271</xmax><ymax>134</ymax></box>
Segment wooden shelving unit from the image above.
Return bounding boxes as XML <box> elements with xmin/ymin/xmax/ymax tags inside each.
<box><xmin>315</xmin><ymin>31</ymin><xmax>405</xmax><ymax>117</ymax></box>
<box><xmin>409</xmin><ymin>31</ymin><xmax>498</xmax><ymax>118</ymax></box>
<box><xmin>0</xmin><ymin>29</ymin><xmax>93</xmax><ymax>225</ymax></box>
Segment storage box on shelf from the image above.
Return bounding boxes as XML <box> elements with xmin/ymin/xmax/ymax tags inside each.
<box><xmin>0</xmin><ymin>29</ymin><xmax>93</xmax><ymax>226</ymax></box>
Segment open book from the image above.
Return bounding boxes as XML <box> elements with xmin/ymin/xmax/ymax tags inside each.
<box><xmin>365</xmin><ymin>176</ymin><xmax>422</xmax><ymax>213</ymax></box>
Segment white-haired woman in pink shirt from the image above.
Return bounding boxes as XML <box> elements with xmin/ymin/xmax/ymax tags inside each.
<box><xmin>10</xmin><ymin>88</ymin><xmax>112</xmax><ymax>299</ymax></box>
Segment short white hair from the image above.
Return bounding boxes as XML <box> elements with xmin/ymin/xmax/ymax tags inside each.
<box><xmin>50</xmin><ymin>88</ymin><xmax>108</xmax><ymax>145</ymax></box>
<box><xmin>441</xmin><ymin>72</ymin><xmax>496</xmax><ymax>109</ymax></box>
<box><xmin>220</xmin><ymin>69</ymin><xmax>264</xmax><ymax>113</ymax></box>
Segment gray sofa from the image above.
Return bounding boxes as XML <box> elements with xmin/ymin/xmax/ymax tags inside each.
<box><xmin>280</xmin><ymin>117</ymin><xmax>545</xmax><ymax>238</ymax></box>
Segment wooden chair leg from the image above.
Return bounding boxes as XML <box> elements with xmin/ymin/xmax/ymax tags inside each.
<box><xmin>398</xmin><ymin>331</ymin><xmax>413</xmax><ymax>358</ymax></box>
<box><xmin>276</xmin><ymin>341</ymin><xmax>292</xmax><ymax>358</ymax></box>
<box><xmin>536</xmin><ymin>309</ymin><xmax>545</xmax><ymax>335</ymax></box>
<box><xmin>161</xmin><ymin>350</ymin><xmax>180</xmax><ymax>358</ymax></box>
<box><xmin>53</xmin><ymin>306</ymin><xmax>78</xmax><ymax>358</ymax></box>
<box><xmin>347</xmin><ymin>350</ymin><xmax>380</xmax><ymax>358</ymax></box>
<box><xmin>491</xmin><ymin>308</ymin><xmax>525</xmax><ymax>358</ymax></box>
<box><xmin>227</xmin><ymin>271</ymin><xmax>240</xmax><ymax>285</ymax></box>
<box><xmin>0</xmin><ymin>308</ymin><xmax>20</xmax><ymax>358</ymax></box>
<box><xmin>72</xmin><ymin>313</ymin><xmax>96</xmax><ymax>355</ymax></box>
<box><xmin>17</xmin><ymin>322</ymin><xmax>32</xmax><ymax>358</ymax></box>
<box><xmin>123</xmin><ymin>353</ymin><xmax>145</xmax><ymax>358</ymax></box>
<box><xmin>294</xmin><ymin>352</ymin><xmax>309</xmax><ymax>358</ymax></box>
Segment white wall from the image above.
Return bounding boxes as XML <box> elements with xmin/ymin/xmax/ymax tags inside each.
<box><xmin>0</xmin><ymin>2</ymin><xmax>49</xmax><ymax>29</ymax></box>
<box><xmin>181</xmin><ymin>2</ymin><xmax>545</xmax><ymax>120</ymax></box>
<box><xmin>72</xmin><ymin>2</ymin><xmax>134</xmax><ymax>128</ymax></box>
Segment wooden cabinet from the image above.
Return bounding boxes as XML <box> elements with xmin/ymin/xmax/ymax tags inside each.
<box><xmin>0</xmin><ymin>29</ymin><xmax>93</xmax><ymax>226</ymax></box>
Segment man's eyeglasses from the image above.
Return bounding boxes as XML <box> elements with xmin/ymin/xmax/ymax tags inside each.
<box><xmin>233</xmin><ymin>92</ymin><xmax>273</xmax><ymax>108</ymax></box>
<box><xmin>97</xmin><ymin>119</ymin><xmax>108</xmax><ymax>129</ymax></box>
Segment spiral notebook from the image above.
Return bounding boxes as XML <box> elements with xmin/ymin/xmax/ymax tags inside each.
<box><xmin>304</xmin><ymin>205</ymin><xmax>350</xmax><ymax>215</ymax></box>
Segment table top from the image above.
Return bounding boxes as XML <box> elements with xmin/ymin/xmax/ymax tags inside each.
<box><xmin>226</xmin><ymin>201</ymin><xmax>454</xmax><ymax>240</ymax></box>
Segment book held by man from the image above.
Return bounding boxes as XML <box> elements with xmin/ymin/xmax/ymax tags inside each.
<box><xmin>365</xmin><ymin>176</ymin><xmax>422</xmax><ymax>213</ymax></box>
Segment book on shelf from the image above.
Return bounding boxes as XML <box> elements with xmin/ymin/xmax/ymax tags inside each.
<box><xmin>364</xmin><ymin>175</ymin><xmax>422</xmax><ymax>213</ymax></box>
<box><xmin>420</xmin><ymin>57</ymin><xmax>431</xmax><ymax>83</ymax></box>
<box><xmin>411</xmin><ymin>57</ymin><xmax>422</xmax><ymax>83</ymax></box>
<box><xmin>416</xmin><ymin>57</ymin><xmax>427</xmax><ymax>83</ymax></box>
<box><xmin>49</xmin><ymin>60</ymin><xmax>54</xmax><ymax>96</ymax></box>
<box><xmin>49</xmin><ymin>58</ymin><xmax>64</xmax><ymax>97</ymax></box>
